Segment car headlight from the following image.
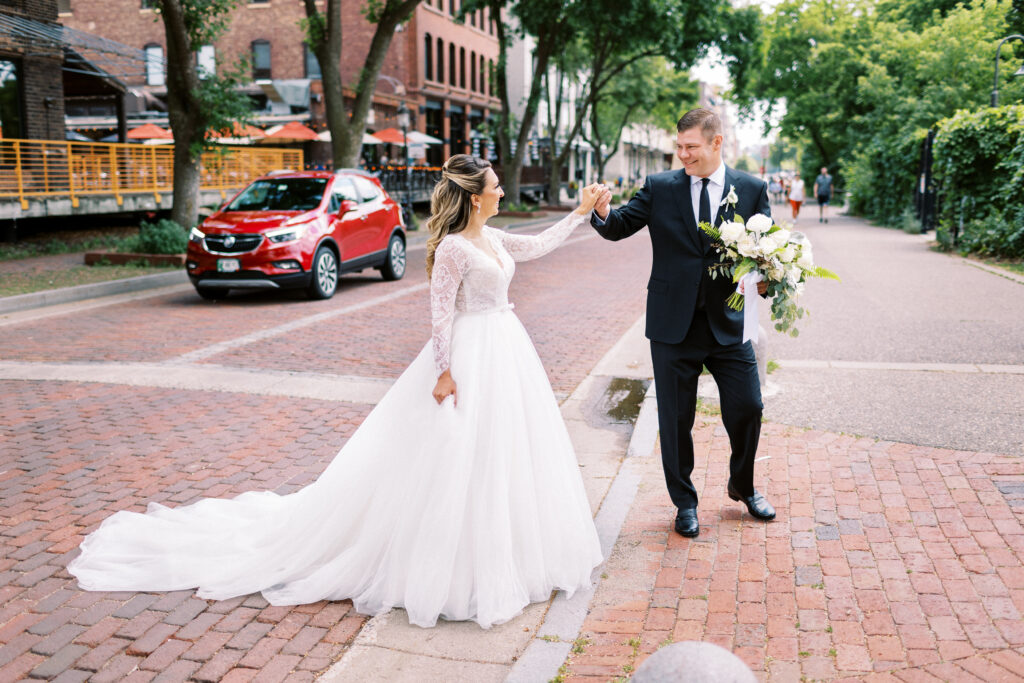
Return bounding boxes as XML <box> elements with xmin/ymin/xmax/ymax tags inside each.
<box><xmin>189</xmin><ymin>227</ymin><xmax>205</xmax><ymax>243</ymax></box>
<box><xmin>266</xmin><ymin>224</ymin><xmax>309</xmax><ymax>244</ymax></box>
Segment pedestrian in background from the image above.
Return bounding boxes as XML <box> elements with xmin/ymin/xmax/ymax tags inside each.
<box><xmin>788</xmin><ymin>171</ymin><xmax>806</xmax><ymax>222</ymax></box>
<box><xmin>769</xmin><ymin>176</ymin><xmax>783</xmax><ymax>204</ymax></box>
<box><xmin>814</xmin><ymin>166</ymin><xmax>833</xmax><ymax>223</ymax></box>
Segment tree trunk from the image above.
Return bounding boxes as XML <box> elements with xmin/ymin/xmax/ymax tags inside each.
<box><xmin>305</xmin><ymin>0</ymin><xmax>420</xmax><ymax>170</ymax></box>
<box><xmin>160</xmin><ymin>0</ymin><xmax>205</xmax><ymax>229</ymax></box>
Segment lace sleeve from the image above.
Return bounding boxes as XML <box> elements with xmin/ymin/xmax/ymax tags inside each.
<box><xmin>430</xmin><ymin>238</ymin><xmax>470</xmax><ymax>377</ymax></box>
<box><xmin>490</xmin><ymin>210</ymin><xmax>588</xmax><ymax>262</ymax></box>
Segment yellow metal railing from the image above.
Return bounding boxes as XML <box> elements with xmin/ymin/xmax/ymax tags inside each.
<box><xmin>0</xmin><ymin>139</ymin><xmax>304</xmax><ymax>210</ymax></box>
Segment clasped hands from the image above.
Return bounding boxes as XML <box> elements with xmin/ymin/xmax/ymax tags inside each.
<box><xmin>575</xmin><ymin>183</ymin><xmax>613</xmax><ymax>217</ymax></box>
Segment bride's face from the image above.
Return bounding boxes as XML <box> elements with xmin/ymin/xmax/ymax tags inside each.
<box><xmin>473</xmin><ymin>169</ymin><xmax>504</xmax><ymax>218</ymax></box>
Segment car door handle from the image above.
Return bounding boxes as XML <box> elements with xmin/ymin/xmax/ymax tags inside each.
<box><xmin>360</xmin><ymin>214</ymin><xmax>367</xmax><ymax>221</ymax></box>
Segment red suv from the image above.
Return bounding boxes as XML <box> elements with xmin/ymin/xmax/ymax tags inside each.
<box><xmin>186</xmin><ymin>169</ymin><xmax>406</xmax><ymax>300</ymax></box>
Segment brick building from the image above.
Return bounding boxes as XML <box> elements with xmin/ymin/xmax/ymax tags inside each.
<box><xmin>0</xmin><ymin>0</ymin><xmax>65</xmax><ymax>141</ymax></box>
<box><xmin>58</xmin><ymin>0</ymin><xmax>501</xmax><ymax>166</ymax></box>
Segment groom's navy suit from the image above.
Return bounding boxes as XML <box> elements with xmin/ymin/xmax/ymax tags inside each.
<box><xmin>593</xmin><ymin>166</ymin><xmax>771</xmax><ymax>510</ymax></box>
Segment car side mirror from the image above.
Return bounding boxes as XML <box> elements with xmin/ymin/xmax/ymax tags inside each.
<box><xmin>338</xmin><ymin>199</ymin><xmax>358</xmax><ymax>217</ymax></box>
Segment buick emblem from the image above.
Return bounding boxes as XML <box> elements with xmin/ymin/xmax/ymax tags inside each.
<box><xmin>223</xmin><ymin>235</ymin><xmax>236</xmax><ymax>248</ymax></box>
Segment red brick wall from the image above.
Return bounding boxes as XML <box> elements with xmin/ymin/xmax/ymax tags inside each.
<box><xmin>1</xmin><ymin>0</ymin><xmax>65</xmax><ymax>139</ymax></box>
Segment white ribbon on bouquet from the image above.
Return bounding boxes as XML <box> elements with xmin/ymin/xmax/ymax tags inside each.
<box><xmin>737</xmin><ymin>271</ymin><xmax>764</xmax><ymax>344</ymax></box>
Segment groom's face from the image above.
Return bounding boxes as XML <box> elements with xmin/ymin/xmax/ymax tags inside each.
<box><xmin>676</xmin><ymin>128</ymin><xmax>723</xmax><ymax>178</ymax></box>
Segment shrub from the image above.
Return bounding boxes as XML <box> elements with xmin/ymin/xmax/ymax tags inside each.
<box><xmin>933</xmin><ymin>105</ymin><xmax>1024</xmax><ymax>258</ymax></box>
<box><xmin>123</xmin><ymin>219</ymin><xmax>189</xmax><ymax>254</ymax></box>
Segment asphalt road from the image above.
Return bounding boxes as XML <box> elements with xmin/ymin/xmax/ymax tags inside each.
<box><xmin>760</xmin><ymin>210</ymin><xmax>1024</xmax><ymax>456</ymax></box>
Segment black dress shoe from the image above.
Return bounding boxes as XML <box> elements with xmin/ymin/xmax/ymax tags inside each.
<box><xmin>727</xmin><ymin>483</ymin><xmax>776</xmax><ymax>521</ymax></box>
<box><xmin>674</xmin><ymin>508</ymin><xmax>699</xmax><ymax>537</ymax></box>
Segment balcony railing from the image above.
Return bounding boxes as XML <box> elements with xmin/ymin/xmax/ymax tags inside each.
<box><xmin>0</xmin><ymin>139</ymin><xmax>304</xmax><ymax>209</ymax></box>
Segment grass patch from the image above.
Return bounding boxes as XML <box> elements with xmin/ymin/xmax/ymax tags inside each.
<box><xmin>0</xmin><ymin>234</ymin><xmax>133</xmax><ymax>261</ymax></box>
<box><xmin>695</xmin><ymin>398</ymin><xmax>721</xmax><ymax>416</ymax></box>
<box><xmin>982</xmin><ymin>258</ymin><xmax>1024</xmax><ymax>276</ymax></box>
<box><xmin>0</xmin><ymin>263</ymin><xmax>177</xmax><ymax>297</ymax></box>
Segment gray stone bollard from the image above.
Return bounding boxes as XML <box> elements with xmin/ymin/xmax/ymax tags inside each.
<box><xmin>631</xmin><ymin>641</ymin><xmax>757</xmax><ymax>683</ymax></box>
<box><xmin>751</xmin><ymin>324</ymin><xmax>768</xmax><ymax>390</ymax></box>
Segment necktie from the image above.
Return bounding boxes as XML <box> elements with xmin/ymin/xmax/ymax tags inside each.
<box><xmin>699</xmin><ymin>177</ymin><xmax>711</xmax><ymax>226</ymax></box>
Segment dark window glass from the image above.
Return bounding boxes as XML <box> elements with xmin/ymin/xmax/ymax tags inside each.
<box><xmin>0</xmin><ymin>60</ymin><xmax>22</xmax><ymax>140</ymax></box>
<box><xmin>251</xmin><ymin>40</ymin><xmax>271</xmax><ymax>80</ymax></box>
<box><xmin>424</xmin><ymin>34</ymin><xmax>433</xmax><ymax>81</ymax></box>
<box><xmin>58</xmin><ymin>0</ymin><xmax>71</xmax><ymax>12</ymax></box>
<box><xmin>226</xmin><ymin>178</ymin><xmax>327</xmax><ymax>212</ymax></box>
<box><xmin>470</xmin><ymin>51</ymin><xmax>476</xmax><ymax>92</ymax></box>
<box><xmin>304</xmin><ymin>44</ymin><xmax>321</xmax><ymax>79</ymax></box>
<box><xmin>459</xmin><ymin>47</ymin><xmax>465</xmax><ymax>89</ymax></box>
<box><xmin>448</xmin><ymin>44</ymin><xmax>456</xmax><ymax>85</ymax></box>
<box><xmin>140</xmin><ymin>0</ymin><xmax>157</xmax><ymax>8</ymax></box>
<box><xmin>479</xmin><ymin>55</ymin><xmax>485</xmax><ymax>94</ymax></box>
<box><xmin>436</xmin><ymin>38</ymin><xmax>444</xmax><ymax>84</ymax></box>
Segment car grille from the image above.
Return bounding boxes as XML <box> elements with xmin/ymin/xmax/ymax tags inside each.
<box><xmin>203</xmin><ymin>234</ymin><xmax>263</xmax><ymax>254</ymax></box>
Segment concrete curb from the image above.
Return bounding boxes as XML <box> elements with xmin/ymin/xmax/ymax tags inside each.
<box><xmin>0</xmin><ymin>269</ymin><xmax>188</xmax><ymax>315</ymax></box>
<box><xmin>0</xmin><ymin>214</ymin><xmax>564</xmax><ymax>316</ymax></box>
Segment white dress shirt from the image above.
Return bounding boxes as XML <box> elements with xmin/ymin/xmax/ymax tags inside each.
<box><xmin>690</xmin><ymin>162</ymin><xmax>726</xmax><ymax>225</ymax></box>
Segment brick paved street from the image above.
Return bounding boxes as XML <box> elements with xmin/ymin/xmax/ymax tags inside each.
<box><xmin>562</xmin><ymin>419</ymin><xmax>1024</xmax><ymax>682</ymax></box>
<box><xmin>0</xmin><ymin>218</ymin><xmax>653</xmax><ymax>681</ymax></box>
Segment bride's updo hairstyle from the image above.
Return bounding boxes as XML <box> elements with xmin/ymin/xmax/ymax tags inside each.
<box><xmin>425</xmin><ymin>154</ymin><xmax>491</xmax><ymax>278</ymax></box>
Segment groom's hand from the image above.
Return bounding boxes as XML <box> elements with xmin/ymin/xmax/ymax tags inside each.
<box><xmin>594</xmin><ymin>187</ymin><xmax>612</xmax><ymax>219</ymax></box>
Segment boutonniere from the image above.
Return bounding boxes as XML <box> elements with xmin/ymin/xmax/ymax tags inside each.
<box><xmin>719</xmin><ymin>184</ymin><xmax>738</xmax><ymax>211</ymax></box>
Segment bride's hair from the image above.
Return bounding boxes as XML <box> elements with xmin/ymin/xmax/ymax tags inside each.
<box><xmin>425</xmin><ymin>154</ymin><xmax>492</xmax><ymax>278</ymax></box>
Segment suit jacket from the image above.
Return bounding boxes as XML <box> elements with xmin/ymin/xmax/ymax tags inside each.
<box><xmin>593</xmin><ymin>166</ymin><xmax>771</xmax><ymax>346</ymax></box>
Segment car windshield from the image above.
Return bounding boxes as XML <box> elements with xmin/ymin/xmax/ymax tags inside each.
<box><xmin>226</xmin><ymin>178</ymin><xmax>327</xmax><ymax>212</ymax></box>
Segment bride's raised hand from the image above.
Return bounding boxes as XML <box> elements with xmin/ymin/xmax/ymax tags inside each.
<box><xmin>574</xmin><ymin>183</ymin><xmax>605</xmax><ymax>215</ymax></box>
<box><xmin>432</xmin><ymin>370</ymin><xmax>457</xmax><ymax>406</ymax></box>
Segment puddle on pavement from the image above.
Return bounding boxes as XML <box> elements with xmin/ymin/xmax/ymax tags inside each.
<box><xmin>600</xmin><ymin>377</ymin><xmax>650</xmax><ymax>424</ymax></box>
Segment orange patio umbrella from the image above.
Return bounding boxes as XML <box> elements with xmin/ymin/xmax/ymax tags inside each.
<box><xmin>126</xmin><ymin>123</ymin><xmax>173</xmax><ymax>141</ymax></box>
<box><xmin>261</xmin><ymin>121</ymin><xmax>319</xmax><ymax>143</ymax></box>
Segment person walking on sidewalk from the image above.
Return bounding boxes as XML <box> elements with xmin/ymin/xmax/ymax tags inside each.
<box><xmin>590</xmin><ymin>108</ymin><xmax>776</xmax><ymax>539</ymax></box>
<box><xmin>788</xmin><ymin>171</ymin><xmax>806</xmax><ymax>222</ymax></box>
<box><xmin>814</xmin><ymin>166</ymin><xmax>834</xmax><ymax>223</ymax></box>
<box><xmin>69</xmin><ymin>155</ymin><xmax>611</xmax><ymax>630</ymax></box>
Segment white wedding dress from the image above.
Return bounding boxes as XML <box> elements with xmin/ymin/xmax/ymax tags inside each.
<box><xmin>68</xmin><ymin>211</ymin><xmax>603</xmax><ymax>629</ymax></box>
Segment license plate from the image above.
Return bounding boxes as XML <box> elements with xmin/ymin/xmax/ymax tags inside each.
<box><xmin>217</xmin><ymin>259</ymin><xmax>240</xmax><ymax>273</ymax></box>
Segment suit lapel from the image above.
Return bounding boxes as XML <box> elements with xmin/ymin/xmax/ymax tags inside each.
<box><xmin>715</xmin><ymin>166</ymin><xmax>738</xmax><ymax>226</ymax></box>
<box><xmin>671</xmin><ymin>170</ymin><xmax>703</xmax><ymax>252</ymax></box>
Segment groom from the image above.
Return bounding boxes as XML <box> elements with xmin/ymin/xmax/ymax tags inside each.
<box><xmin>592</xmin><ymin>108</ymin><xmax>775</xmax><ymax>537</ymax></box>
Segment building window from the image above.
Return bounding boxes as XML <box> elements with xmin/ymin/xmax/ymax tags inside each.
<box><xmin>141</xmin><ymin>0</ymin><xmax>157</xmax><ymax>8</ymax></box>
<box><xmin>144</xmin><ymin>44</ymin><xmax>164</xmax><ymax>86</ymax></box>
<box><xmin>488</xmin><ymin>59</ymin><xmax>494</xmax><ymax>96</ymax></box>
<box><xmin>459</xmin><ymin>47</ymin><xmax>465</xmax><ymax>89</ymax></box>
<box><xmin>470</xmin><ymin>9</ymin><xmax>475</xmax><ymax>26</ymax></box>
<box><xmin>0</xmin><ymin>59</ymin><xmax>23</xmax><ymax>140</ymax></box>
<box><xmin>448</xmin><ymin>44</ymin><xmax>456</xmax><ymax>85</ymax></box>
<box><xmin>424</xmin><ymin>33</ymin><xmax>433</xmax><ymax>81</ymax></box>
<box><xmin>479</xmin><ymin>54</ymin><xmax>485</xmax><ymax>94</ymax></box>
<box><xmin>58</xmin><ymin>0</ymin><xmax>71</xmax><ymax>13</ymax></box>
<box><xmin>304</xmin><ymin>45</ymin><xmax>321</xmax><ymax>79</ymax></box>
<box><xmin>436</xmin><ymin>38</ymin><xmax>444</xmax><ymax>84</ymax></box>
<box><xmin>197</xmin><ymin>45</ymin><xmax>215</xmax><ymax>79</ymax></box>
<box><xmin>470</xmin><ymin>51</ymin><xmax>476</xmax><ymax>92</ymax></box>
<box><xmin>251</xmin><ymin>40</ymin><xmax>271</xmax><ymax>80</ymax></box>
<box><xmin>448</xmin><ymin>0</ymin><xmax>455</xmax><ymax>15</ymax></box>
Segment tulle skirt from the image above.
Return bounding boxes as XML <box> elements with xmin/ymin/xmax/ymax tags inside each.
<box><xmin>68</xmin><ymin>307</ymin><xmax>603</xmax><ymax>628</ymax></box>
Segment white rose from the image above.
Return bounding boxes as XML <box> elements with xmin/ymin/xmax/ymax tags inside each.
<box><xmin>768</xmin><ymin>265</ymin><xmax>785</xmax><ymax>281</ymax></box>
<box><xmin>718</xmin><ymin>221</ymin><xmax>744</xmax><ymax>244</ymax></box>
<box><xmin>757</xmin><ymin>236</ymin><xmax>777</xmax><ymax>256</ymax></box>
<box><xmin>797</xmin><ymin>250</ymin><xmax>814</xmax><ymax>269</ymax></box>
<box><xmin>770</xmin><ymin>228</ymin><xmax>791</xmax><ymax>247</ymax></box>
<box><xmin>746</xmin><ymin>213</ymin><xmax>773</xmax><ymax>235</ymax></box>
<box><xmin>720</xmin><ymin>185</ymin><xmax>739</xmax><ymax>207</ymax></box>
<box><xmin>737</xmin><ymin>235</ymin><xmax>758</xmax><ymax>258</ymax></box>
<box><xmin>778</xmin><ymin>245</ymin><xmax>796</xmax><ymax>263</ymax></box>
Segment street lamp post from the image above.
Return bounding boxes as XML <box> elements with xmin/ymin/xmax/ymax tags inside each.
<box><xmin>991</xmin><ymin>34</ymin><xmax>1024</xmax><ymax>107</ymax></box>
<box><xmin>396</xmin><ymin>101</ymin><xmax>412</xmax><ymax>226</ymax></box>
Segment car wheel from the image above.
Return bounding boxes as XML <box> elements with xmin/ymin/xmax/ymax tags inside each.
<box><xmin>380</xmin><ymin>234</ymin><xmax>406</xmax><ymax>281</ymax></box>
<box><xmin>308</xmin><ymin>245</ymin><xmax>339</xmax><ymax>299</ymax></box>
<box><xmin>195</xmin><ymin>286</ymin><xmax>229</xmax><ymax>300</ymax></box>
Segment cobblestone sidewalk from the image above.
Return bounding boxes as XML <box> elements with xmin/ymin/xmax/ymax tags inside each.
<box><xmin>561</xmin><ymin>418</ymin><xmax>1024</xmax><ymax>682</ymax></box>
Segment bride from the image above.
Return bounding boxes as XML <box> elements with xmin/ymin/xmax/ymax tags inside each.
<box><xmin>68</xmin><ymin>155</ymin><xmax>610</xmax><ymax>629</ymax></box>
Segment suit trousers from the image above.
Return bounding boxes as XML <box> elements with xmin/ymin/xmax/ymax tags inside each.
<box><xmin>651</xmin><ymin>310</ymin><xmax>763</xmax><ymax>510</ymax></box>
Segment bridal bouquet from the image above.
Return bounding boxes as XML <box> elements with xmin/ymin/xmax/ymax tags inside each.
<box><xmin>699</xmin><ymin>204</ymin><xmax>838</xmax><ymax>339</ymax></box>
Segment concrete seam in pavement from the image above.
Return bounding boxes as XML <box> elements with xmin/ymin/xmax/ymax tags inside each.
<box><xmin>0</xmin><ymin>215</ymin><xmax>565</xmax><ymax>316</ymax></box>
<box><xmin>963</xmin><ymin>259</ymin><xmax>1024</xmax><ymax>285</ymax></box>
